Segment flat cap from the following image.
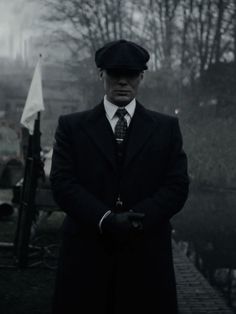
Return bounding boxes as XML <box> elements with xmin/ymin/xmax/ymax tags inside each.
<box><xmin>95</xmin><ymin>39</ymin><xmax>150</xmax><ymax>71</ymax></box>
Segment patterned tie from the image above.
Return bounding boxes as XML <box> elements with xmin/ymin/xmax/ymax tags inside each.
<box><xmin>114</xmin><ymin>108</ymin><xmax>128</xmax><ymax>143</ymax></box>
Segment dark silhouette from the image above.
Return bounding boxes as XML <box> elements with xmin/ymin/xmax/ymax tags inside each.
<box><xmin>50</xmin><ymin>39</ymin><xmax>189</xmax><ymax>314</ymax></box>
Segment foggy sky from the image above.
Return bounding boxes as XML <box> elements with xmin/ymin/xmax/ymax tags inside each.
<box><xmin>0</xmin><ymin>0</ymin><xmax>40</xmax><ymax>58</ymax></box>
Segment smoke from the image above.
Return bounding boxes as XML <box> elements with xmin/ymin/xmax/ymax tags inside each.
<box><xmin>0</xmin><ymin>0</ymin><xmax>42</xmax><ymax>58</ymax></box>
<box><xmin>0</xmin><ymin>0</ymin><xmax>39</xmax><ymax>31</ymax></box>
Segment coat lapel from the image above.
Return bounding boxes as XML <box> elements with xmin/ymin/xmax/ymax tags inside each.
<box><xmin>80</xmin><ymin>101</ymin><xmax>158</xmax><ymax>172</ymax></box>
<box><xmin>81</xmin><ymin>102</ymin><xmax>117</xmax><ymax>171</ymax></box>
<box><xmin>124</xmin><ymin>102</ymin><xmax>158</xmax><ymax>168</ymax></box>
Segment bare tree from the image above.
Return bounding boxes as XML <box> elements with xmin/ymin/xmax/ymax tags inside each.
<box><xmin>30</xmin><ymin>0</ymin><xmax>236</xmax><ymax>85</ymax></box>
<box><xmin>187</xmin><ymin>0</ymin><xmax>235</xmax><ymax>77</ymax></box>
<box><xmin>36</xmin><ymin>0</ymin><xmax>141</xmax><ymax>64</ymax></box>
<box><xmin>137</xmin><ymin>0</ymin><xmax>181</xmax><ymax>71</ymax></box>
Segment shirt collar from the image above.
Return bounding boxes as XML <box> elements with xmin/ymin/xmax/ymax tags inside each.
<box><xmin>103</xmin><ymin>95</ymin><xmax>136</xmax><ymax>120</ymax></box>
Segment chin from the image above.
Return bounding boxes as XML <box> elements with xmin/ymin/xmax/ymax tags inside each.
<box><xmin>112</xmin><ymin>96</ymin><xmax>132</xmax><ymax>106</ymax></box>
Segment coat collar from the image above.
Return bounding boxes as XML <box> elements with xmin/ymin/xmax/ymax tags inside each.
<box><xmin>81</xmin><ymin>101</ymin><xmax>158</xmax><ymax>171</ymax></box>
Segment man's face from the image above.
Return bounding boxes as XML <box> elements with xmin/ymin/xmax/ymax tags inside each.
<box><xmin>100</xmin><ymin>69</ymin><xmax>143</xmax><ymax>106</ymax></box>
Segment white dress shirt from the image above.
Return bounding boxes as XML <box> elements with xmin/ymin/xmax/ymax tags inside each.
<box><xmin>103</xmin><ymin>95</ymin><xmax>136</xmax><ymax>132</ymax></box>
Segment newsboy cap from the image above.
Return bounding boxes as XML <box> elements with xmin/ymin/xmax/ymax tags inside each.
<box><xmin>95</xmin><ymin>39</ymin><xmax>150</xmax><ymax>71</ymax></box>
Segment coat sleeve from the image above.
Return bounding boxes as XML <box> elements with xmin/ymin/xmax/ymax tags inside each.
<box><xmin>50</xmin><ymin>116</ymin><xmax>109</xmax><ymax>230</ymax></box>
<box><xmin>133</xmin><ymin>118</ymin><xmax>189</xmax><ymax>230</ymax></box>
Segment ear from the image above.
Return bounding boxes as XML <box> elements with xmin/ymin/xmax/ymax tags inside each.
<box><xmin>99</xmin><ymin>69</ymin><xmax>104</xmax><ymax>80</ymax></box>
<box><xmin>139</xmin><ymin>71</ymin><xmax>144</xmax><ymax>81</ymax></box>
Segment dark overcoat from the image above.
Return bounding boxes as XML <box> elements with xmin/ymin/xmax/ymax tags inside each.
<box><xmin>50</xmin><ymin>101</ymin><xmax>189</xmax><ymax>314</ymax></box>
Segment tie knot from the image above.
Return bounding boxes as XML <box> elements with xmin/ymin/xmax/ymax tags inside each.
<box><xmin>116</xmin><ymin>108</ymin><xmax>127</xmax><ymax>118</ymax></box>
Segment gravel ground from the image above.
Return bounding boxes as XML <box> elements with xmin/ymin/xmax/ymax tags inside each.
<box><xmin>0</xmin><ymin>189</ymin><xmax>64</xmax><ymax>314</ymax></box>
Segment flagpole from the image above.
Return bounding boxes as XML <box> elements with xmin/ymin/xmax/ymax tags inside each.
<box><xmin>14</xmin><ymin>113</ymin><xmax>43</xmax><ymax>267</ymax></box>
<box><xmin>14</xmin><ymin>56</ymin><xmax>44</xmax><ymax>268</ymax></box>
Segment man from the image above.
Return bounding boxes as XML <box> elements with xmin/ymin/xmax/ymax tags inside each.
<box><xmin>50</xmin><ymin>39</ymin><xmax>189</xmax><ymax>314</ymax></box>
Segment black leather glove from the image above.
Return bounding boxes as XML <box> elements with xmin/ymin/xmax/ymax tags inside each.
<box><xmin>101</xmin><ymin>211</ymin><xmax>145</xmax><ymax>236</ymax></box>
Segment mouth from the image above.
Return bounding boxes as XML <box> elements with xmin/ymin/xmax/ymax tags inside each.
<box><xmin>114</xmin><ymin>90</ymin><xmax>130</xmax><ymax>94</ymax></box>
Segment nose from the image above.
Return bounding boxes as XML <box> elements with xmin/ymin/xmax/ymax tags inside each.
<box><xmin>117</xmin><ymin>76</ymin><xmax>128</xmax><ymax>85</ymax></box>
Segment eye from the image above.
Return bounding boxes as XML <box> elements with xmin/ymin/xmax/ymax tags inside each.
<box><xmin>106</xmin><ymin>69</ymin><xmax>141</xmax><ymax>79</ymax></box>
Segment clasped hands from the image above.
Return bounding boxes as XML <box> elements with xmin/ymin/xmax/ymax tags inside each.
<box><xmin>101</xmin><ymin>210</ymin><xmax>145</xmax><ymax>238</ymax></box>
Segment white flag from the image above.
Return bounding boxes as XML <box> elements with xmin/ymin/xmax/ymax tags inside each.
<box><xmin>20</xmin><ymin>57</ymin><xmax>45</xmax><ymax>135</ymax></box>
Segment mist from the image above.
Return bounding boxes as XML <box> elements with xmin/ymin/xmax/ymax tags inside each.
<box><xmin>0</xmin><ymin>0</ymin><xmax>41</xmax><ymax>59</ymax></box>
